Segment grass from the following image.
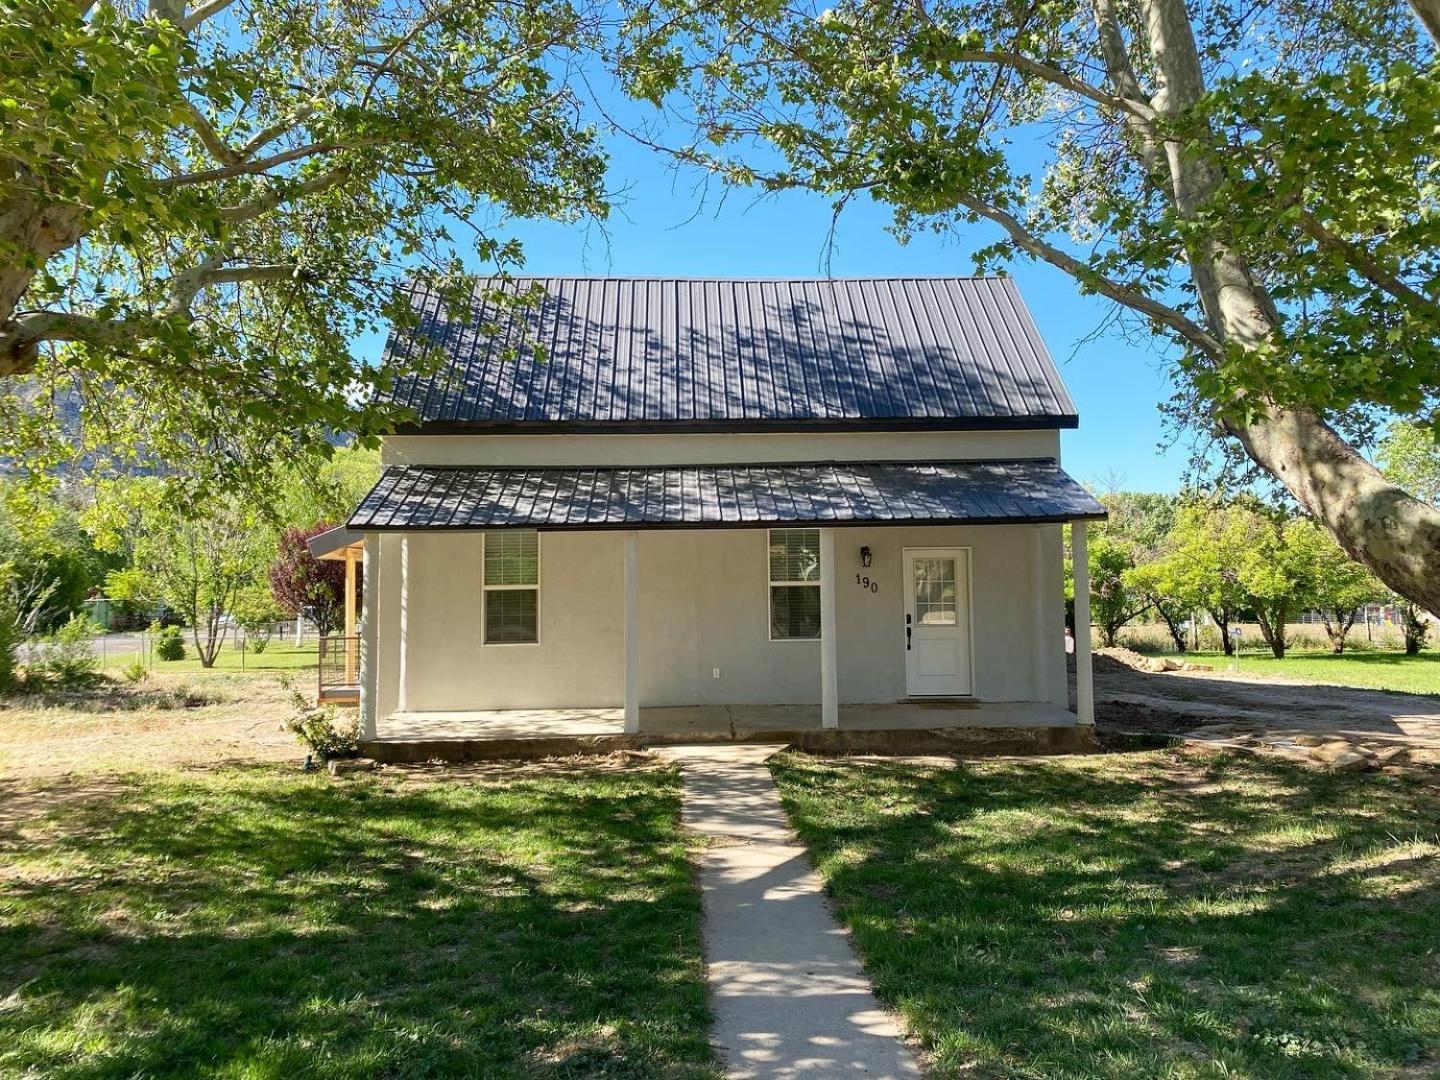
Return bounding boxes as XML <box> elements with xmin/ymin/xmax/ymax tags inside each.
<box><xmin>0</xmin><ymin>763</ymin><xmax>717</xmax><ymax>1078</ymax></box>
<box><xmin>1172</xmin><ymin>648</ymin><xmax>1440</xmax><ymax>695</ymax></box>
<box><xmin>770</xmin><ymin>748</ymin><xmax>1440</xmax><ymax>1078</ymax></box>
<box><xmin>98</xmin><ymin>639</ymin><xmax>322</xmax><ymax>675</ymax></box>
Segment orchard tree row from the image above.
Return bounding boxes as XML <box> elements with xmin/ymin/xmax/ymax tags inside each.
<box><xmin>1078</xmin><ymin>424</ymin><xmax>1439</xmax><ymax>658</ymax></box>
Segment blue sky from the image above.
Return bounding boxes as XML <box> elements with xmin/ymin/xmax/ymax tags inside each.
<box><xmin>363</xmin><ymin>131</ymin><xmax>1196</xmax><ymax>493</ymax></box>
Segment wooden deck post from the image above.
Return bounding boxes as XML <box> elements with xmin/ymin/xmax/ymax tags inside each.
<box><xmin>623</xmin><ymin>531</ymin><xmax>639</xmax><ymax>734</ymax></box>
<box><xmin>819</xmin><ymin>527</ymin><xmax>839</xmax><ymax>729</ymax></box>
<box><xmin>359</xmin><ymin>536</ymin><xmax>378</xmax><ymax>740</ymax></box>
<box><xmin>343</xmin><ymin>548</ymin><xmax>358</xmax><ymax>684</ymax></box>
<box><xmin>1072</xmin><ymin>520</ymin><xmax>1095</xmax><ymax>726</ymax></box>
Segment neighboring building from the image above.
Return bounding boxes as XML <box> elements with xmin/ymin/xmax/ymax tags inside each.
<box><xmin>335</xmin><ymin>277</ymin><xmax>1107</xmax><ymax>754</ymax></box>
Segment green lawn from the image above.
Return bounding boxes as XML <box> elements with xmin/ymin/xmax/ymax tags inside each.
<box><xmin>1172</xmin><ymin>649</ymin><xmax>1440</xmax><ymax>695</ymax></box>
<box><xmin>771</xmin><ymin>748</ymin><xmax>1440</xmax><ymax>1078</ymax></box>
<box><xmin>0</xmin><ymin>764</ymin><xmax>716</xmax><ymax>1079</ymax></box>
<box><xmin>100</xmin><ymin>639</ymin><xmax>321</xmax><ymax>675</ymax></box>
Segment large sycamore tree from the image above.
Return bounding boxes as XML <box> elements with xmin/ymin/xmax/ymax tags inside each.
<box><xmin>616</xmin><ymin>0</ymin><xmax>1440</xmax><ymax>611</ymax></box>
<box><xmin>1</xmin><ymin>0</ymin><xmax>605</xmax><ymax>481</ymax></box>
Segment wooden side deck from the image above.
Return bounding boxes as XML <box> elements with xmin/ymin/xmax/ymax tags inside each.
<box><xmin>362</xmin><ymin>701</ymin><xmax>1095</xmax><ymax>762</ymax></box>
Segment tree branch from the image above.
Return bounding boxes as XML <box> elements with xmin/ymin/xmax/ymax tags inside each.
<box><xmin>217</xmin><ymin>165</ymin><xmax>353</xmax><ymax>222</ymax></box>
<box><xmin>179</xmin><ymin>0</ymin><xmax>239</xmax><ymax>32</ymax></box>
<box><xmin>1089</xmin><ymin>0</ymin><xmax>1166</xmax><ymax>176</ymax></box>
<box><xmin>183</xmin><ymin>100</ymin><xmax>242</xmax><ymax>167</ymax></box>
<box><xmin>950</xmin><ymin>48</ymin><xmax>1160</xmax><ymax>126</ymax></box>
<box><xmin>155</xmin><ymin>140</ymin><xmax>371</xmax><ymax>188</ymax></box>
<box><xmin>1298</xmin><ymin>210</ymin><xmax>1440</xmax><ymax>322</ymax></box>
<box><xmin>0</xmin><ymin>261</ymin><xmax>302</xmax><ymax>373</ymax></box>
<box><xmin>955</xmin><ymin>193</ymin><xmax>1224</xmax><ymax>356</ymax></box>
<box><xmin>237</xmin><ymin>107</ymin><xmax>316</xmax><ymax>159</ymax></box>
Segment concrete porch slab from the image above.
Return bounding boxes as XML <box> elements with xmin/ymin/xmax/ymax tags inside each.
<box><xmin>362</xmin><ymin>701</ymin><xmax>1095</xmax><ymax>762</ymax></box>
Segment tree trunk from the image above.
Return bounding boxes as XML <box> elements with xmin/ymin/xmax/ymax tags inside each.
<box><xmin>1206</xmin><ymin>606</ymin><xmax>1234</xmax><ymax>655</ymax></box>
<box><xmin>1410</xmin><ymin>0</ymin><xmax>1440</xmax><ymax>44</ymax></box>
<box><xmin>1254</xmin><ymin>605</ymin><xmax>1288</xmax><ymax>659</ymax></box>
<box><xmin>1233</xmin><ymin>407</ymin><xmax>1440</xmax><ymax>617</ymax></box>
<box><xmin>0</xmin><ymin>164</ymin><xmax>85</xmax><ymax>375</ymax></box>
<box><xmin>1154</xmin><ymin>602</ymin><xmax>1187</xmax><ymax>652</ymax></box>
<box><xmin>1131</xmin><ymin>0</ymin><xmax>1440</xmax><ymax>620</ymax></box>
<box><xmin>1321</xmin><ymin>608</ymin><xmax>1357</xmax><ymax>654</ymax></box>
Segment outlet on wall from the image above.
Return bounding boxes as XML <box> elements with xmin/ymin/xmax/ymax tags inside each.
<box><xmin>712</xmin><ymin>667</ymin><xmax>721</xmax><ymax>679</ymax></box>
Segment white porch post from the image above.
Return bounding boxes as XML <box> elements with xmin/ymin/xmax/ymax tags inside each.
<box><xmin>359</xmin><ymin>535</ymin><xmax>378</xmax><ymax>740</ymax></box>
<box><xmin>819</xmin><ymin>527</ymin><xmax>839</xmax><ymax>729</ymax></box>
<box><xmin>397</xmin><ymin>534</ymin><xmax>410</xmax><ymax>714</ymax></box>
<box><xmin>1072</xmin><ymin>520</ymin><xmax>1095</xmax><ymax>726</ymax></box>
<box><xmin>623</xmin><ymin>530</ymin><xmax>640</xmax><ymax>734</ymax></box>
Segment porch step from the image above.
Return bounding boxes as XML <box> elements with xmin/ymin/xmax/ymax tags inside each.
<box><xmin>359</xmin><ymin>723</ymin><xmax>1097</xmax><ymax>763</ymax></box>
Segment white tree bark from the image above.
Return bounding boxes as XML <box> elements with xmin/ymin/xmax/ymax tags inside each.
<box><xmin>1122</xmin><ymin>0</ymin><xmax>1440</xmax><ymax>615</ymax></box>
<box><xmin>1410</xmin><ymin>0</ymin><xmax>1440</xmax><ymax>44</ymax></box>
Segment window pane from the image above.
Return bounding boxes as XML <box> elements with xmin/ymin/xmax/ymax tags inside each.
<box><xmin>771</xmin><ymin>585</ymin><xmax>821</xmax><ymax>639</ymax></box>
<box><xmin>768</xmin><ymin>529</ymin><xmax>821</xmax><ymax>583</ymax></box>
<box><xmin>485</xmin><ymin>588</ymin><xmax>538</xmax><ymax>643</ymax></box>
<box><xmin>913</xmin><ymin>558</ymin><xmax>958</xmax><ymax>625</ymax></box>
<box><xmin>484</xmin><ymin>531</ymin><xmax>538</xmax><ymax>586</ymax></box>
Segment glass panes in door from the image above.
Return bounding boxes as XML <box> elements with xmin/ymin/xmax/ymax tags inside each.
<box><xmin>913</xmin><ymin>557</ymin><xmax>958</xmax><ymax>625</ymax></box>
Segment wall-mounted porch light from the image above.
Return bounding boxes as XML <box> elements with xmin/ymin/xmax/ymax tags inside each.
<box><xmin>860</xmin><ymin>545</ymin><xmax>873</xmax><ymax>568</ymax></box>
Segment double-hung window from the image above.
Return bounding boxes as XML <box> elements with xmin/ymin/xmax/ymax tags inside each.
<box><xmin>768</xmin><ymin>528</ymin><xmax>822</xmax><ymax>640</ymax></box>
<box><xmin>483</xmin><ymin>530</ymin><xmax>539</xmax><ymax>644</ymax></box>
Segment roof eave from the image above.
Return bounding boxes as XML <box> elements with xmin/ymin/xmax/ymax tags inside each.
<box><xmin>391</xmin><ymin>415</ymin><xmax>1080</xmax><ymax>436</ymax></box>
<box><xmin>353</xmin><ymin>512</ymin><xmax>1108</xmax><ymax>533</ymax></box>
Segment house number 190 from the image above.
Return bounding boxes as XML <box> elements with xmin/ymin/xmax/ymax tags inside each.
<box><xmin>855</xmin><ymin>574</ymin><xmax>879</xmax><ymax>593</ymax></box>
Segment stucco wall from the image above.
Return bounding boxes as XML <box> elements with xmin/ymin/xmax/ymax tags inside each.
<box><xmin>363</xmin><ymin>523</ymin><xmax>1068</xmax><ymax>719</ymax></box>
<box><xmin>380</xmin><ymin>429</ymin><xmax>1062</xmax><ymax>467</ymax></box>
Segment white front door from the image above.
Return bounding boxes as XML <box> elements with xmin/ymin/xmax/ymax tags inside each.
<box><xmin>903</xmin><ymin>548</ymin><xmax>973</xmax><ymax>697</ymax></box>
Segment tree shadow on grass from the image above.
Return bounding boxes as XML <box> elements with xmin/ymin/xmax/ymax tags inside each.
<box><xmin>771</xmin><ymin>750</ymin><xmax>1440</xmax><ymax>1079</ymax></box>
<box><xmin>0</xmin><ymin>765</ymin><xmax>717</xmax><ymax>1079</ymax></box>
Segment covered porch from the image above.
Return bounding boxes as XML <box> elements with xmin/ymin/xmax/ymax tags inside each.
<box><xmin>364</xmin><ymin>700</ymin><xmax>1093</xmax><ymax>762</ymax></box>
<box><xmin>308</xmin><ymin>526</ymin><xmax>362</xmax><ymax>704</ymax></box>
<box><xmin>351</xmin><ymin>459</ymin><xmax>1106</xmax><ymax>759</ymax></box>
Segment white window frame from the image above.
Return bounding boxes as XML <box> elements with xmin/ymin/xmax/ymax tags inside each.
<box><xmin>767</xmin><ymin>528</ymin><xmax>822</xmax><ymax>642</ymax></box>
<box><xmin>481</xmin><ymin>530</ymin><xmax>541</xmax><ymax>646</ymax></box>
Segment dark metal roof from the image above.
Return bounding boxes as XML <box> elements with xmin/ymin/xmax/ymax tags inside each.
<box><xmin>349</xmin><ymin>460</ymin><xmax>1105</xmax><ymax>531</ymax></box>
<box><xmin>382</xmin><ymin>277</ymin><xmax>1078</xmax><ymax>431</ymax></box>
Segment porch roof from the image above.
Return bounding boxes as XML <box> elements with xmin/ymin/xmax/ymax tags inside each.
<box><xmin>348</xmin><ymin>459</ymin><xmax>1106</xmax><ymax>531</ymax></box>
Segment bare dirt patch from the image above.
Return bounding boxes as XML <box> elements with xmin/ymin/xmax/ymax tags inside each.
<box><xmin>1083</xmin><ymin>652</ymin><xmax>1440</xmax><ymax>782</ymax></box>
<box><xmin>0</xmin><ymin>672</ymin><xmax>300</xmax><ymax>781</ymax></box>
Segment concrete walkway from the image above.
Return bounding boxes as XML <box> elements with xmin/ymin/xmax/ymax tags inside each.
<box><xmin>656</xmin><ymin>745</ymin><xmax>920</xmax><ymax>1079</ymax></box>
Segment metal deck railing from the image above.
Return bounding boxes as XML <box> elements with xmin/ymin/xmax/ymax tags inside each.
<box><xmin>318</xmin><ymin>635</ymin><xmax>360</xmax><ymax>703</ymax></box>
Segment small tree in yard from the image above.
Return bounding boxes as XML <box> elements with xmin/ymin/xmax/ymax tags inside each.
<box><xmin>1123</xmin><ymin>560</ymin><xmax>1190</xmax><ymax>653</ymax></box>
<box><xmin>1397</xmin><ymin>600</ymin><xmax>1432</xmax><ymax>656</ymax></box>
<box><xmin>103</xmin><ymin>489</ymin><xmax>266</xmax><ymax>668</ymax></box>
<box><xmin>1297</xmin><ymin>521</ymin><xmax>1388</xmax><ymax>653</ymax></box>
<box><xmin>1140</xmin><ymin>506</ymin><xmax>1252</xmax><ymax>656</ymax></box>
<box><xmin>269</xmin><ymin>526</ymin><xmax>354</xmax><ymax>637</ymax></box>
<box><xmin>1234</xmin><ymin>512</ymin><xmax>1321</xmax><ymax>660</ymax></box>
<box><xmin>231</xmin><ymin>584</ymin><xmax>284</xmax><ymax>653</ymax></box>
<box><xmin>1087</xmin><ymin>535</ymin><xmax>1151</xmax><ymax>649</ymax></box>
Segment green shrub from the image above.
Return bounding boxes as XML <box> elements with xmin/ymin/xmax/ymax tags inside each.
<box><xmin>28</xmin><ymin>614</ymin><xmax>102</xmax><ymax>691</ymax></box>
<box><xmin>155</xmin><ymin>624</ymin><xmax>185</xmax><ymax>662</ymax></box>
<box><xmin>232</xmin><ymin>584</ymin><xmax>282</xmax><ymax>654</ymax></box>
<box><xmin>0</xmin><ymin>582</ymin><xmax>20</xmax><ymax>694</ymax></box>
<box><xmin>149</xmin><ymin>683</ymin><xmax>221</xmax><ymax>709</ymax></box>
<box><xmin>121</xmin><ymin>659</ymin><xmax>148</xmax><ymax>684</ymax></box>
<box><xmin>286</xmin><ymin>693</ymin><xmax>360</xmax><ymax>761</ymax></box>
<box><xmin>1196</xmin><ymin>623</ymin><xmax>1225</xmax><ymax>652</ymax></box>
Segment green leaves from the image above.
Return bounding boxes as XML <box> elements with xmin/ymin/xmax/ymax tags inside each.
<box><xmin>1</xmin><ymin>0</ymin><xmax>607</xmax><ymax>495</ymax></box>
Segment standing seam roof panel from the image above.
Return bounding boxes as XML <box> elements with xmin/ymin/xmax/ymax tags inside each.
<box><xmin>379</xmin><ymin>277</ymin><xmax>1078</xmax><ymax>425</ymax></box>
<box><xmin>349</xmin><ymin>461</ymin><xmax>1107</xmax><ymax>529</ymax></box>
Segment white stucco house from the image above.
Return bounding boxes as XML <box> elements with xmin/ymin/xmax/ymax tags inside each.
<box><xmin>328</xmin><ymin>276</ymin><xmax>1106</xmax><ymax>758</ymax></box>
